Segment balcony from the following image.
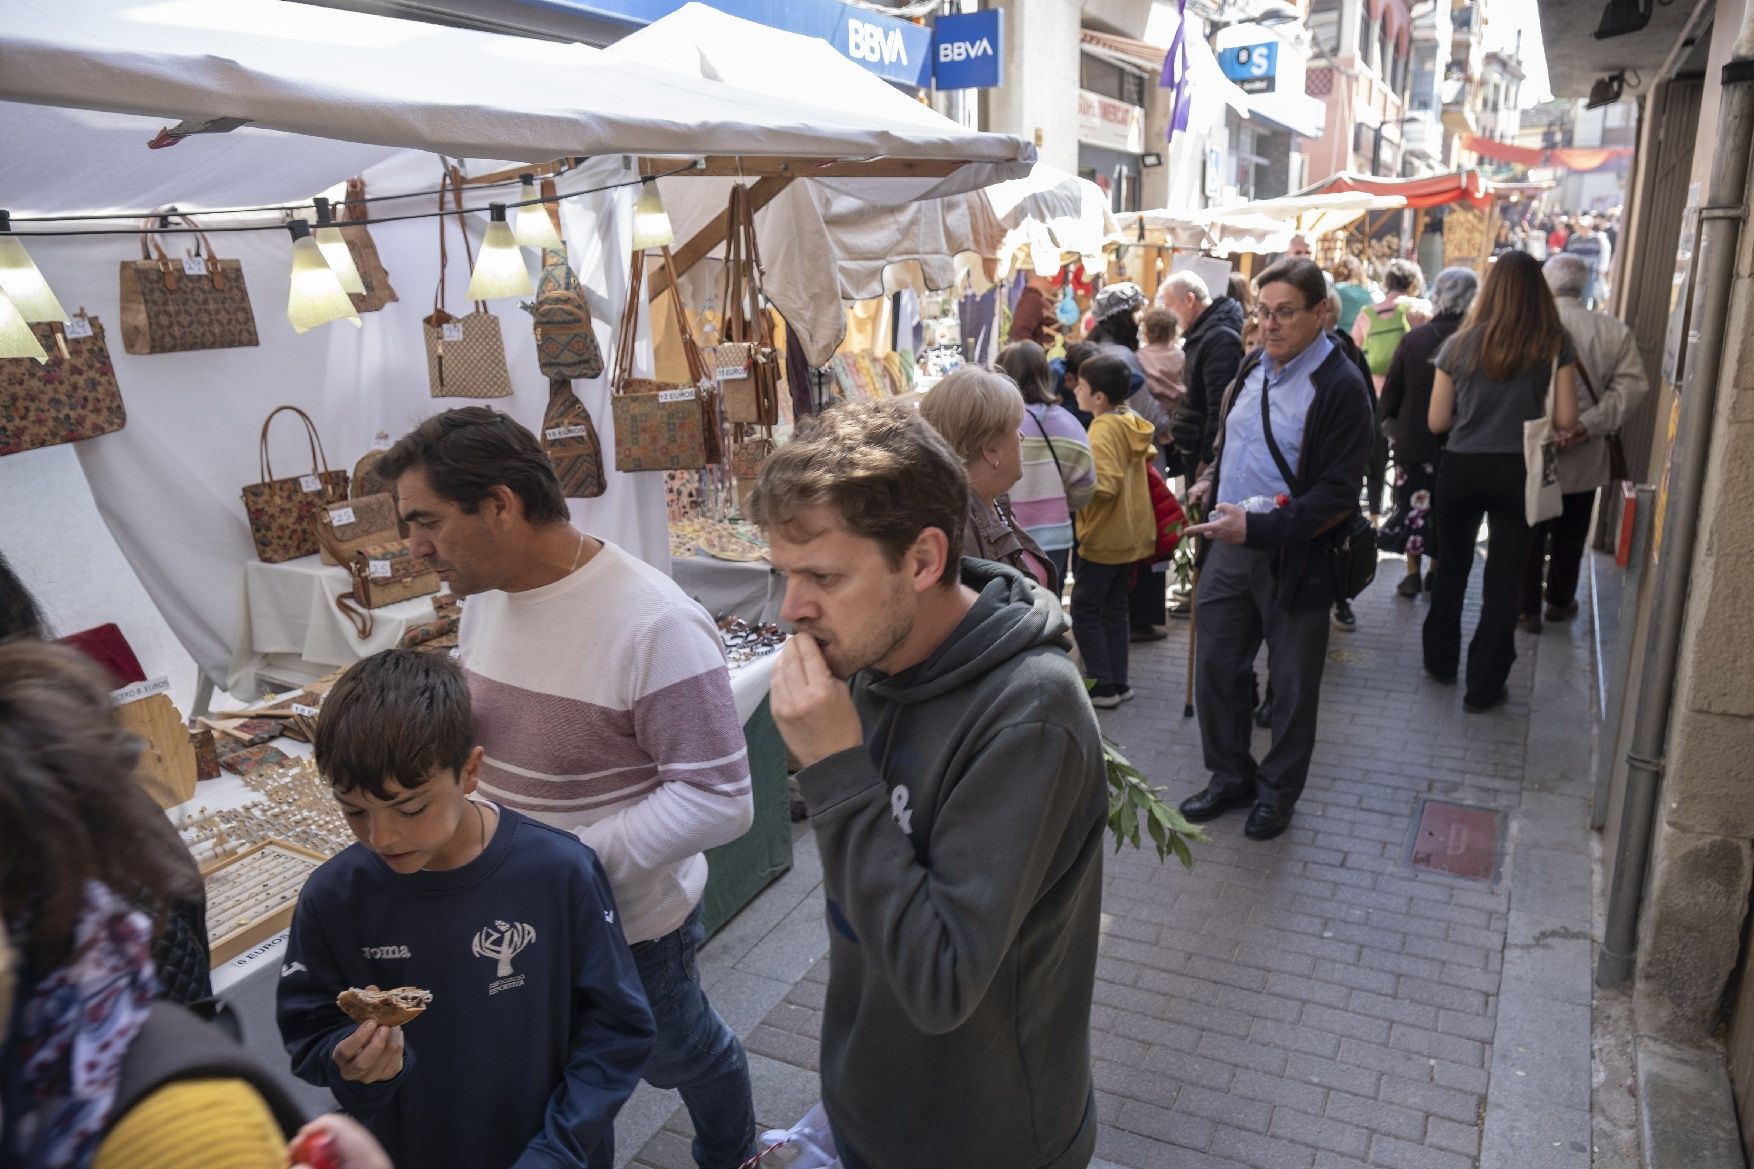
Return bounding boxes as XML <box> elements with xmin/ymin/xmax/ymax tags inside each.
<box><xmin>1402</xmin><ymin>109</ymin><xmax>1444</xmax><ymax>158</ymax></box>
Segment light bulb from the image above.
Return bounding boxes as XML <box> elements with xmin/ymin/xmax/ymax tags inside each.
<box><xmin>0</xmin><ymin>227</ymin><xmax>68</xmax><ymax>323</ymax></box>
<box><xmin>0</xmin><ymin>289</ymin><xmax>48</xmax><ymax>362</ymax></box>
<box><xmin>466</xmin><ymin>205</ymin><xmax>534</xmax><ymax>300</ymax></box>
<box><xmin>631</xmin><ymin>180</ymin><xmax>674</xmax><ymax>251</ymax></box>
<box><xmin>286</xmin><ymin>221</ymin><xmax>362</xmax><ymax>333</ymax></box>
<box><xmin>513</xmin><ymin>177</ymin><xmax>563</xmax><ymax>251</ymax></box>
<box><xmin>314</xmin><ymin>226</ymin><xmax>366</xmax><ymax>295</ymax></box>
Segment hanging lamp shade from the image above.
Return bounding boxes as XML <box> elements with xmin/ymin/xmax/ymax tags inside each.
<box><xmin>286</xmin><ymin>221</ymin><xmax>361</xmax><ymax>333</ymax></box>
<box><xmin>466</xmin><ymin>204</ymin><xmax>534</xmax><ymax>299</ymax></box>
<box><xmin>631</xmin><ymin>180</ymin><xmax>674</xmax><ymax>251</ymax></box>
<box><xmin>513</xmin><ymin>176</ymin><xmax>563</xmax><ymax>251</ymax></box>
<box><xmin>0</xmin><ymin>289</ymin><xmax>48</xmax><ymax>362</ymax></box>
<box><xmin>0</xmin><ymin>215</ymin><xmax>68</xmax><ymax>323</ymax></box>
<box><xmin>314</xmin><ymin>226</ymin><xmax>367</xmax><ymax>296</ymax></box>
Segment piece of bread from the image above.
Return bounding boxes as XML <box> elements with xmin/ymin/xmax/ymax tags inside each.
<box><xmin>337</xmin><ymin>986</ymin><xmax>432</xmax><ymax>1027</ymax></box>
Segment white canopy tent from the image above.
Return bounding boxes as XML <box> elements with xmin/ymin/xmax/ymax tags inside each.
<box><xmin>1118</xmin><ymin>192</ymin><xmax>1410</xmax><ymax>257</ymax></box>
<box><xmin>0</xmin><ymin>0</ymin><xmax>1034</xmax><ymax>692</ymax></box>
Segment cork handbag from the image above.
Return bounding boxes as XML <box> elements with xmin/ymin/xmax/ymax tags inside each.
<box><xmin>527</xmin><ymin>179</ymin><xmax>603</xmax><ymax>381</ymax></box>
<box><xmin>541</xmin><ymin>378</ymin><xmax>606</xmax><ymax>498</ymax></box>
<box><xmin>118</xmin><ymin>215</ymin><xmax>260</xmax><ymax>355</ymax></box>
<box><xmin>423</xmin><ymin>172</ymin><xmax>512</xmax><ymax>399</ymax></box>
<box><xmin>611</xmin><ymin>247</ymin><xmax>723</xmax><ymax>472</ymax></box>
<box><xmin>240</xmin><ymin>406</ymin><xmax>350</xmax><ymax>563</ymax></box>
<box><xmin>335</xmin><ymin>540</ymin><xmax>441</xmax><ymax>639</ymax></box>
<box><xmin>718</xmin><ymin>184</ymin><xmax>782</xmax><ymax>427</ymax></box>
<box><xmin>312</xmin><ymin>492</ymin><xmax>402</xmax><ymax>566</ymax></box>
<box><xmin>340</xmin><ymin>177</ymin><xmax>398</xmax><ymax>313</ymax></box>
<box><xmin>0</xmin><ymin>312</ymin><xmax>126</xmax><ymax>457</ymax></box>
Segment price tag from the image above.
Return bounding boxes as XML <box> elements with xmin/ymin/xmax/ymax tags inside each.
<box><xmin>62</xmin><ymin>315</ymin><xmax>93</xmax><ymax>339</ymax></box>
<box><xmin>441</xmin><ymin>322</ymin><xmax>465</xmax><ymax>343</ymax></box>
<box><xmin>716</xmin><ymin>364</ymin><xmax>749</xmax><ymax>382</ymax></box>
<box><xmin>299</xmin><ymin>475</ymin><xmax>322</xmax><ymax>493</ymax></box>
<box><xmin>327</xmin><ymin>506</ymin><xmax>356</xmax><ymax>527</ymax></box>
<box><xmin>368</xmin><ymin>559</ymin><xmax>393</xmax><ymax>579</ymax></box>
<box><xmin>545</xmin><ymin>425</ymin><xmax>589</xmax><ymax>442</ymax></box>
<box><xmin>111</xmin><ymin>676</ymin><xmax>171</xmax><ymax>706</ymax></box>
<box><xmin>657</xmin><ymin>388</ymin><xmax>697</xmax><ymax>404</ymax></box>
<box><xmin>371</xmin><ymin>431</ymin><xmax>394</xmax><ymax>451</ymax></box>
<box><xmin>291</xmin><ymin>703</ymin><xmax>320</xmax><ymax>718</ymax></box>
<box><xmin>182</xmin><ymin>255</ymin><xmax>209</xmax><ymax>276</ymax></box>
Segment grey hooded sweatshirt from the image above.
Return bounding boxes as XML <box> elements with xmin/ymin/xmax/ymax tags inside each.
<box><xmin>795</xmin><ymin>559</ymin><xmax>1107</xmax><ymax>1169</ymax></box>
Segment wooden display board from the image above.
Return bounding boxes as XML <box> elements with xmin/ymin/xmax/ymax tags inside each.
<box><xmin>202</xmin><ymin>839</ymin><xmax>327</xmax><ymax>965</ymax></box>
<box><xmin>114</xmin><ymin>683</ymin><xmax>197</xmax><ymax>809</ymax></box>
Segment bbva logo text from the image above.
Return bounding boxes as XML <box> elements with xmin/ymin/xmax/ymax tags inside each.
<box><xmin>938</xmin><ymin>37</ymin><xmax>995</xmax><ymax>62</ymax></box>
<box><xmin>848</xmin><ymin>18</ymin><xmax>910</xmax><ymax>66</ymax></box>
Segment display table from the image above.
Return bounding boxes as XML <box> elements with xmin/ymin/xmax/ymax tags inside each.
<box><xmin>226</xmin><ymin>555</ymin><xmax>442</xmax><ymax>695</ymax></box>
<box><xmin>672</xmin><ymin>553</ymin><xmax>784</xmax><ymax>625</ymax></box>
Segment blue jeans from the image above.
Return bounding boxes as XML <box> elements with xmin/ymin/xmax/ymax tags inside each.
<box><xmin>632</xmin><ymin>904</ymin><xmax>757</xmax><ymax>1169</ymax></box>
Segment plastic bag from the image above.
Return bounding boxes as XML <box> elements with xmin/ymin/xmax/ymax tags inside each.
<box><xmin>739</xmin><ymin>1102</ymin><xmax>840</xmax><ymax>1169</ymax></box>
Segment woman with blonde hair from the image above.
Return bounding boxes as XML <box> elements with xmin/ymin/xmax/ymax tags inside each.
<box><xmin>919</xmin><ymin>365</ymin><xmax>1059</xmax><ymax>592</ymax></box>
<box><xmin>1424</xmin><ymin>251</ymin><xmax>1579</xmax><ymax>712</ymax></box>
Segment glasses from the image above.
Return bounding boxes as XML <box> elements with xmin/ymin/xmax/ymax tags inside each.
<box><xmin>1251</xmin><ymin>305</ymin><xmax>1308</xmax><ymax>325</ymax></box>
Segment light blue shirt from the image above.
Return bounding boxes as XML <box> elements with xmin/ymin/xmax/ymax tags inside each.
<box><xmin>1217</xmin><ymin>333</ymin><xmax>1334</xmax><ymax>506</ymax></box>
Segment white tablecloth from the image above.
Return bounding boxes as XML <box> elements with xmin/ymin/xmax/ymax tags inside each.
<box><xmin>227</xmin><ymin>555</ymin><xmax>441</xmax><ymax>692</ymax></box>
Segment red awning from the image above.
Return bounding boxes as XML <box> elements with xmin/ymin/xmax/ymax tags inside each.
<box><xmin>1459</xmin><ymin>133</ymin><xmax>1633</xmax><ymax>173</ymax></box>
<box><xmin>1297</xmin><ymin>170</ymin><xmax>1494</xmax><ymax>209</ymax></box>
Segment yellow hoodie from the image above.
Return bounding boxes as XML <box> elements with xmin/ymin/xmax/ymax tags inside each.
<box><xmin>1074</xmin><ymin>406</ymin><xmax>1157</xmax><ymax>565</ymax></box>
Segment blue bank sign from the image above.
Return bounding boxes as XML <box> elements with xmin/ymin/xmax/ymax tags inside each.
<box><xmin>932</xmin><ymin>9</ymin><xmax>1002</xmax><ymax>90</ymax></box>
<box><xmin>1219</xmin><ymin>40</ymin><xmax>1278</xmax><ymax>93</ymax></box>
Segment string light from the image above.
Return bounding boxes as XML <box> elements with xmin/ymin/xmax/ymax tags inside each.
<box><xmin>311</xmin><ymin>198</ymin><xmax>366</xmax><ymax>297</ymax></box>
<box><xmin>465</xmin><ymin>205</ymin><xmax>533</xmax><ymax>300</ymax></box>
<box><xmin>285</xmin><ymin>221</ymin><xmax>361</xmax><ymax>333</ymax></box>
<box><xmin>0</xmin><ymin>289</ymin><xmax>48</xmax><ymax>362</ymax></box>
<box><xmin>513</xmin><ymin>175</ymin><xmax>563</xmax><ymax>251</ymax></box>
<box><xmin>631</xmin><ymin>180</ymin><xmax>674</xmax><ymax>251</ymax></box>
<box><xmin>0</xmin><ymin>212</ymin><xmax>68</xmax><ymax>323</ymax></box>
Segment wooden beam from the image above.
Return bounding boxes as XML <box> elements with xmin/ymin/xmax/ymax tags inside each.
<box><xmin>646</xmin><ymin>176</ymin><xmax>794</xmax><ymax>302</ymax></box>
<box><xmin>639</xmin><ymin>155</ymin><xmax>968</xmax><ymax>180</ymax></box>
<box><xmin>457</xmin><ymin>159</ymin><xmax>577</xmax><ymax>187</ymax></box>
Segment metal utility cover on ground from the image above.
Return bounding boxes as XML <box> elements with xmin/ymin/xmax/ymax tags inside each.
<box><xmin>1409</xmin><ymin>799</ymin><xmax>1503</xmax><ymax>881</ymax></box>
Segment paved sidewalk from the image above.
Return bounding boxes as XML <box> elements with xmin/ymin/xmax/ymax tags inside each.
<box><xmin>619</xmin><ymin>556</ymin><xmax>1601</xmax><ymax>1169</ymax></box>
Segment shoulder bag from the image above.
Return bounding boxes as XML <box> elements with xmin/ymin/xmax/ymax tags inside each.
<box><xmin>313</xmin><ymin>492</ymin><xmax>402</xmax><ymax>566</ymax></box>
<box><xmin>527</xmin><ymin>178</ymin><xmax>604</xmax><ymax>381</ymax></box>
<box><xmin>423</xmin><ymin>170</ymin><xmax>512</xmax><ymax>399</ymax></box>
<box><xmin>1259</xmin><ymin>372</ymin><xmax>1377</xmax><ymax>602</ymax></box>
<box><xmin>240</xmin><ymin>405</ymin><xmax>351</xmax><ymax>562</ymax></box>
<box><xmin>0</xmin><ymin>310</ymin><xmax>126</xmax><ymax>456</ymax></box>
<box><xmin>1523</xmin><ymin>358</ymin><xmax>1564</xmax><ymax>525</ymax></box>
<box><xmin>118</xmin><ymin>215</ymin><xmax>259</xmax><ymax>355</ymax></box>
<box><xmin>335</xmin><ymin>539</ymin><xmax>441</xmax><ymax>639</ymax></box>
<box><xmin>610</xmin><ymin>246</ymin><xmax>723</xmax><ymax>472</ymax></box>
<box><xmin>541</xmin><ymin>376</ymin><xmax>607</xmax><ymax>498</ymax></box>
<box><xmin>1571</xmin><ymin>345</ymin><xmax>1631</xmax><ymax>482</ymax></box>
<box><xmin>339</xmin><ymin>177</ymin><xmax>398</xmax><ymax>313</ymax></box>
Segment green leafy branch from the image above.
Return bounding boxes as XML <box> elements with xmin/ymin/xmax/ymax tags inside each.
<box><xmin>1104</xmin><ymin>736</ymin><xmax>1208</xmax><ymax>867</ymax></box>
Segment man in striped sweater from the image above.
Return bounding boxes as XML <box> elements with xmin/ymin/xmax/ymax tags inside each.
<box><xmin>382</xmin><ymin>408</ymin><xmax>757</xmax><ymax>1169</ymax></box>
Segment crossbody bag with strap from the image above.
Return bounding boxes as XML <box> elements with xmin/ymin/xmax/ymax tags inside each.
<box><xmin>1256</xmin><ymin>362</ymin><xmax>1377</xmax><ymax>602</ymax></box>
<box><xmin>1569</xmin><ymin>336</ymin><xmax>1632</xmax><ymax>482</ymax></box>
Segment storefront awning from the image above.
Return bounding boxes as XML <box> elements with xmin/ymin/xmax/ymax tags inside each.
<box><xmin>1295</xmin><ymin>169</ymin><xmax>1495</xmax><ymax>209</ymax></box>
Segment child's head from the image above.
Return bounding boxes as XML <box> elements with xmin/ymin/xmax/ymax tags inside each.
<box><xmin>315</xmin><ymin>648</ymin><xmax>486</xmax><ymax>873</ymax></box>
<box><xmin>1074</xmin><ymin>354</ymin><xmax>1130</xmax><ymax>415</ymax></box>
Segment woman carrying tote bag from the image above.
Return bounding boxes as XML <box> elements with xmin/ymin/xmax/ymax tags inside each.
<box><xmin>1422</xmin><ymin>251</ymin><xmax>1579</xmax><ymax>713</ymax></box>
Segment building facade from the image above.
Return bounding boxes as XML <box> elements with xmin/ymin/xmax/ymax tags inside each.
<box><xmin>1304</xmin><ymin>0</ymin><xmax>1415</xmax><ymax>182</ymax></box>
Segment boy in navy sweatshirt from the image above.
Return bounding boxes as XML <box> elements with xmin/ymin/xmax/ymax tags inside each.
<box><xmin>276</xmin><ymin>649</ymin><xmax>654</xmax><ymax>1169</ymax></box>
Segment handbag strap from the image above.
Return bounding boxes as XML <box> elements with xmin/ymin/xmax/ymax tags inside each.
<box><xmin>341</xmin><ymin>177</ymin><xmax>369</xmax><ymax>224</ymax></box>
<box><xmin>1258</xmin><ymin>369</ymin><xmax>1304</xmax><ymax>497</ymax></box>
<box><xmin>137</xmin><ymin>212</ymin><xmax>228</xmax><ymax>290</ymax></box>
<box><xmin>336</xmin><ymin>591</ymin><xmax>373</xmax><ymax>640</ymax></box>
<box><xmin>615</xmin><ymin>248</ymin><xmax>708</xmax><ymax>391</ymax></box>
<box><xmin>431</xmin><ymin>169</ymin><xmax>488</xmax><ymax>319</ymax></box>
<box><xmin>661</xmin><ymin>247</ymin><xmax>709</xmax><ymax>386</ymax></box>
<box><xmin>258</xmin><ymin>405</ymin><xmax>331</xmax><ymax>483</ymax></box>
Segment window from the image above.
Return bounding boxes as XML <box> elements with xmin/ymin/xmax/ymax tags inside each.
<box><xmin>1309</xmin><ymin>0</ymin><xmax>1342</xmax><ymax>54</ymax></box>
<box><xmin>1357</xmin><ymin>0</ymin><xmax>1371</xmax><ymax>60</ymax></box>
<box><xmin>1079</xmin><ymin>52</ymin><xmax>1146</xmax><ymax>106</ymax></box>
<box><xmin>1375</xmin><ymin>19</ymin><xmax>1389</xmax><ymax>78</ymax></box>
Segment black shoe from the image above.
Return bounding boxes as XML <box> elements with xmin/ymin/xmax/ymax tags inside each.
<box><xmin>1130</xmin><ymin>625</ymin><xmax>1169</xmax><ymax>642</ymax></box>
<box><xmin>1179</xmin><ymin>781</ymin><xmax>1257</xmax><ymax>823</ymax></box>
<box><xmin>1463</xmin><ymin>686</ymin><xmax>1510</xmax><ymax>713</ymax></box>
<box><xmin>1396</xmin><ymin>573</ymin><xmax>1422</xmax><ymax>599</ymax></box>
<box><xmin>1332</xmin><ymin>600</ymin><xmax>1357</xmax><ymax>631</ymax></box>
<box><xmin>1253</xmin><ymin>694</ymin><xmax>1274</xmax><ymax>728</ymax></box>
<box><xmin>1244</xmin><ymin>802</ymin><xmax>1294</xmax><ymax>841</ymax></box>
<box><xmin>1545</xmin><ymin>601</ymin><xmax>1579</xmax><ymax>621</ymax></box>
<box><xmin>1516</xmin><ymin>614</ymin><xmax>1544</xmax><ymax>635</ymax></box>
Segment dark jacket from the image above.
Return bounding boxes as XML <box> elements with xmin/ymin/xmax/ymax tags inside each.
<box><xmin>796</xmin><ymin>561</ymin><xmax>1106</xmax><ymax>1169</ymax></box>
<box><xmin>964</xmin><ymin>493</ymin><xmax>1057</xmax><ymax>594</ymax></box>
<box><xmin>1170</xmin><ymin>296</ymin><xmax>1246</xmax><ymax>471</ymax></box>
<box><xmin>1380</xmin><ymin>313</ymin><xmax>1464</xmax><ymax>464</ymax></box>
<box><xmin>1328</xmin><ymin>328</ymin><xmax>1377</xmax><ymax>408</ymax></box>
<box><xmin>1195</xmin><ymin>343</ymin><xmax>1375</xmax><ymax>612</ymax></box>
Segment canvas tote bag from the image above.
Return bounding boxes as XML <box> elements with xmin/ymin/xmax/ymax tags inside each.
<box><xmin>240</xmin><ymin>406</ymin><xmax>351</xmax><ymax>563</ymax></box>
<box><xmin>118</xmin><ymin>215</ymin><xmax>259</xmax><ymax>355</ymax></box>
<box><xmin>1523</xmin><ymin>358</ymin><xmax>1564</xmax><ymax>526</ymax></box>
<box><xmin>0</xmin><ymin>311</ymin><xmax>126</xmax><ymax>457</ymax></box>
<box><xmin>610</xmin><ymin>247</ymin><xmax>723</xmax><ymax>472</ymax></box>
<box><xmin>423</xmin><ymin>171</ymin><xmax>512</xmax><ymax>399</ymax></box>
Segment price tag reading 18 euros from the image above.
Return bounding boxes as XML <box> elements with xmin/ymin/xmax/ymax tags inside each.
<box><xmin>442</xmin><ymin>322</ymin><xmax>465</xmax><ymax>343</ymax></box>
<box><xmin>182</xmin><ymin>255</ymin><xmax>209</xmax><ymax>276</ymax></box>
<box><xmin>62</xmin><ymin>316</ymin><xmax>93</xmax><ymax>340</ymax></box>
<box><xmin>299</xmin><ymin>475</ymin><xmax>323</xmax><ymax>493</ymax></box>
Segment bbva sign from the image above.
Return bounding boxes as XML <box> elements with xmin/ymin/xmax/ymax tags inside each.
<box><xmin>847</xmin><ymin>17</ymin><xmax>911</xmax><ymax>66</ymax></box>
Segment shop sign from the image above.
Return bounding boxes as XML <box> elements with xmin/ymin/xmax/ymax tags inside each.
<box><xmin>933</xmin><ymin>9</ymin><xmax>1002</xmax><ymax>90</ymax></box>
<box><xmin>1077</xmin><ymin>89</ymin><xmax>1145</xmax><ymax>154</ymax></box>
<box><xmin>834</xmin><ymin>8</ymin><xmax>932</xmax><ymax>86</ymax></box>
<box><xmin>1220</xmin><ymin>41</ymin><xmax>1278</xmax><ymax>94</ymax></box>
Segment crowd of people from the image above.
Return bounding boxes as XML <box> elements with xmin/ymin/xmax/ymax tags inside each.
<box><xmin>0</xmin><ymin>211</ymin><xmax>1649</xmax><ymax>1169</ymax></box>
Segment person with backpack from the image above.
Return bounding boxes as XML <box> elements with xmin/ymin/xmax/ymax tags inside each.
<box><xmin>1352</xmin><ymin>259</ymin><xmax>1429</xmax><ymax>521</ymax></box>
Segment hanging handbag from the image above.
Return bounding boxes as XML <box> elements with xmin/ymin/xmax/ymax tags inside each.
<box><xmin>423</xmin><ymin>171</ymin><xmax>512</xmax><ymax>399</ymax></box>
<box><xmin>339</xmin><ymin>177</ymin><xmax>399</xmax><ymax>313</ymax></box>
<box><xmin>719</xmin><ymin>185</ymin><xmax>782</xmax><ymax>427</ymax></box>
<box><xmin>1523</xmin><ymin>358</ymin><xmax>1564</xmax><ymax>526</ymax></box>
<box><xmin>527</xmin><ymin>178</ymin><xmax>604</xmax><ymax>380</ymax></box>
<box><xmin>118</xmin><ymin>214</ymin><xmax>259</xmax><ymax>355</ymax></box>
<box><xmin>611</xmin><ymin>247</ymin><xmax>723</xmax><ymax>472</ymax></box>
<box><xmin>335</xmin><ymin>540</ymin><xmax>441</xmax><ymax>639</ymax></box>
<box><xmin>312</xmin><ymin>492</ymin><xmax>402</xmax><ymax>566</ymax></box>
<box><xmin>0</xmin><ymin>311</ymin><xmax>127</xmax><ymax>457</ymax></box>
<box><xmin>240</xmin><ymin>405</ymin><xmax>351</xmax><ymax>563</ymax></box>
<box><xmin>541</xmin><ymin>377</ymin><xmax>607</xmax><ymax>498</ymax></box>
<box><xmin>1259</xmin><ymin>370</ymin><xmax>1377</xmax><ymax>602</ymax></box>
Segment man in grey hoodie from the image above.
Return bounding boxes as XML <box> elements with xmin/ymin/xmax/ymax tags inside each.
<box><xmin>751</xmin><ymin>401</ymin><xmax>1107</xmax><ymax>1169</ymax></box>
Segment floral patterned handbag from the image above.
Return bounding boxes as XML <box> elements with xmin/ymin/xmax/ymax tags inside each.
<box><xmin>240</xmin><ymin>405</ymin><xmax>350</xmax><ymax>563</ymax></box>
<box><xmin>118</xmin><ymin>214</ymin><xmax>260</xmax><ymax>355</ymax></box>
<box><xmin>610</xmin><ymin>246</ymin><xmax>723</xmax><ymax>472</ymax></box>
<box><xmin>0</xmin><ymin>311</ymin><xmax>126</xmax><ymax>457</ymax></box>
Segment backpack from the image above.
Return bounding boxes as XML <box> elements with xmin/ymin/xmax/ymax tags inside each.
<box><xmin>529</xmin><ymin>249</ymin><xmax>603</xmax><ymax>381</ymax></box>
<box><xmin>1361</xmin><ymin>303</ymin><xmax>1410</xmax><ymax>377</ymax></box>
<box><xmin>106</xmin><ymin>1002</ymin><xmax>308</xmax><ymax>1141</ymax></box>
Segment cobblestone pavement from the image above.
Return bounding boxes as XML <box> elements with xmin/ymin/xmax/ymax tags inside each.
<box><xmin>620</xmin><ymin>553</ymin><xmax>1603</xmax><ymax>1169</ymax></box>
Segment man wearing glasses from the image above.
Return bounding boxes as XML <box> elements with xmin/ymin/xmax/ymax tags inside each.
<box><xmin>1178</xmin><ymin>259</ymin><xmax>1374</xmax><ymax>841</ymax></box>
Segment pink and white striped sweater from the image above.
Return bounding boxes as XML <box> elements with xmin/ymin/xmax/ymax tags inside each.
<box><xmin>459</xmin><ymin>540</ymin><xmax>754</xmax><ymax>944</ymax></box>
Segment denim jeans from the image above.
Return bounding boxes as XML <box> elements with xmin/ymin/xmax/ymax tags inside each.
<box><xmin>631</xmin><ymin>904</ymin><xmax>757</xmax><ymax>1169</ymax></box>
